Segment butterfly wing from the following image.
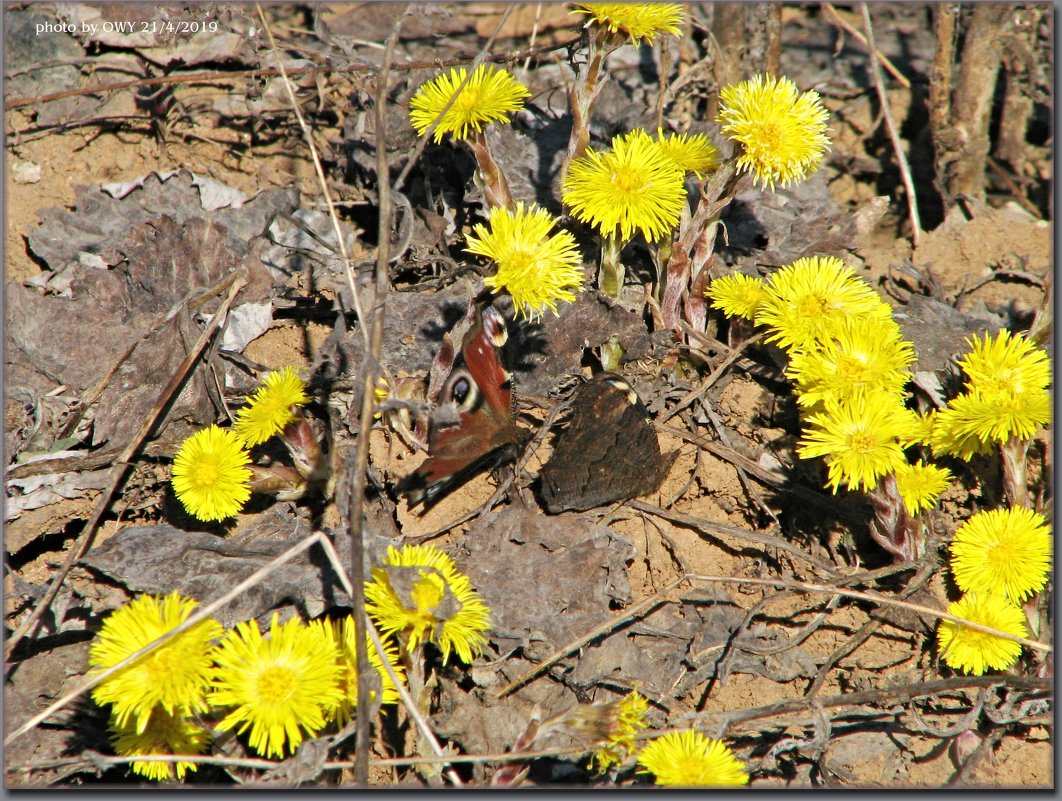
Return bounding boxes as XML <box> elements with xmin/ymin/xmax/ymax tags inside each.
<box><xmin>399</xmin><ymin>304</ymin><xmax>525</xmax><ymax>508</ymax></box>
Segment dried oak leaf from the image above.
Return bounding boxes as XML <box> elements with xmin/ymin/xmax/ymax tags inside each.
<box><xmin>5</xmin><ymin>640</ymin><xmax>99</xmax><ymax>785</ymax></box>
<box><xmin>90</xmin><ymin>213</ymin><xmax>273</xmax><ymax>446</ymax></box>
<box><xmin>80</xmin><ymin>524</ymin><xmax>350</xmax><ymax>628</ymax></box>
<box><xmin>457</xmin><ymin>505</ymin><xmax>635</xmax><ymax>662</ymax></box>
<box><xmin>12</xmin><ymin>171</ymin><xmax>295</xmax><ymax>450</ymax></box>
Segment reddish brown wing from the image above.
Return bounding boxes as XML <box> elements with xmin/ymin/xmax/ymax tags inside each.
<box><xmin>398</xmin><ymin>304</ymin><xmax>525</xmax><ymax>508</ymax></box>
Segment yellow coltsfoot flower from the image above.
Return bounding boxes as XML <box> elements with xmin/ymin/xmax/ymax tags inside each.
<box><xmin>560</xmin><ymin>690</ymin><xmax>650</xmax><ymax>773</ymax></box>
<box><xmin>937</xmin><ymin>593</ymin><xmax>1027</xmax><ymax>675</ymax></box>
<box><xmin>717</xmin><ymin>73</ymin><xmax>831</xmax><ymax>190</ymax></box>
<box><xmin>310</xmin><ymin>615</ymin><xmax>406</xmax><ymax>727</ymax></box>
<box><xmin>364</xmin><ymin>544</ymin><xmax>492</xmax><ymax>665</ymax></box>
<box><xmin>754</xmin><ymin>256</ymin><xmax>892</xmax><ymax>353</ymax></box>
<box><xmin>409</xmin><ymin>65</ymin><xmax>531</xmax><ymax>143</ymax></box>
<box><xmin>637</xmin><ymin>729</ymin><xmax>749</xmax><ymax>787</ymax></box>
<box><xmin>109</xmin><ymin>708</ymin><xmax>211</xmax><ymax>782</ymax></box>
<box><xmin>573</xmin><ymin>3</ymin><xmax>684</xmax><ymax>44</ymax></box>
<box><xmin>89</xmin><ymin>592</ymin><xmax>222</xmax><ymax>734</ymax></box>
<box><xmin>209</xmin><ymin>613</ymin><xmax>343</xmax><ymax>759</ymax></box>
<box><xmin>949</xmin><ymin>507</ymin><xmax>1052</xmax><ymax>603</ymax></box>
<box><xmin>233</xmin><ymin>367</ymin><xmax>310</xmax><ymax>448</ymax></box>
<box><xmin>958</xmin><ymin>329</ymin><xmax>1051</xmax><ymax>398</ymax></box>
<box><xmin>893</xmin><ymin>459</ymin><xmax>952</xmax><ymax>515</ymax></box>
<box><xmin>797</xmin><ymin>390</ymin><xmax>914</xmax><ymax>493</ymax></box>
<box><xmin>563</xmin><ymin>129</ymin><xmax>686</xmax><ymax>243</ymax></box>
<box><xmin>706</xmin><ymin>272</ymin><xmax>769</xmax><ymax>320</ymax></box>
<box><xmin>466</xmin><ymin>202</ymin><xmax>584</xmax><ymax>320</ymax></box>
<box><xmin>786</xmin><ymin>313</ymin><xmax>915</xmax><ymax>409</ymax></box>
<box><xmin>646</xmin><ymin>128</ymin><xmax>720</xmax><ymax>178</ymax></box>
<box><xmin>171</xmin><ymin>425</ymin><xmax>252</xmax><ymax>522</ymax></box>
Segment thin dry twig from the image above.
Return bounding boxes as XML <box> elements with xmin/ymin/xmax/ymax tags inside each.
<box><xmin>496</xmin><ymin>567</ymin><xmax>1052</xmax><ymax>700</ymax></box>
<box><xmin>496</xmin><ymin>575</ymin><xmax>689</xmax><ymax>698</ymax></box>
<box><xmin>658</xmin><ymin>331</ymin><xmax>767</xmax><ymax>424</ymax></box>
<box><xmin>822</xmin><ymin>3</ymin><xmax>912</xmax><ymax>88</ymax></box>
<box><xmin>630</xmin><ymin>500</ymin><xmax>842</xmax><ymax>577</ymax></box>
<box><xmin>3</xmin><ymin>38</ymin><xmax>579</xmax><ymax>113</ymax></box>
<box><xmin>312</xmin><ymin>533</ymin><xmax>464</xmax><ymax>786</ymax></box>
<box><xmin>324</xmin><ymin>2</ymin><xmax>417</xmax><ymax>783</ymax></box>
<box><xmin>256</xmin><ymin>5</ymin><xmax>368</xmax><ymax>351</ymax></box>
<box><xmin>860</xmin><ymin>3</ymin><xmax>923</xmax><ymax>246</ymax></box>
<box><xmin>4</xmin><ymin>272</ymin><xmax>246</xmax><ymax>662</ymax></box>
<box><xmin>684</xmin><ymin>573</ymin><xmax>1051</xmax><ymax>653</ymax></box>
<box><xmin>689</xmin><ymin>674</ymin><xmax>1051</xmax><ymax>732</ymax></box>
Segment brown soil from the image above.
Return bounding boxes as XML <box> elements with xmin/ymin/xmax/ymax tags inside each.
<box><xmin>4</xmin><ymin>2</ymin><xmax>1051</xmax><ymax>789</ymax></box>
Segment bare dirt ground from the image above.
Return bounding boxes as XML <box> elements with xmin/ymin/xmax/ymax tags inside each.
<box><xmin>3</xmin><ymin>2</ymin><xmax>1052</xmax><ymax>788</ymax></box>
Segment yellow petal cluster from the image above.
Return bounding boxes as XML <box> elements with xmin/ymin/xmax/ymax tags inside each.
<box><xmin>410</xmin><ymin>65</ymin><xmax>530</xmax><ymax>143</ymax></box>
<box><xmin>717</xmin><ymin>73</ymin><xmax>831</xmax><ymax>190</ymax></box>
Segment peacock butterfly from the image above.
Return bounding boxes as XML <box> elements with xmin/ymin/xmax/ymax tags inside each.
<box><xmin>538</xmin><ymin>373</ymin><xmax>674</xmax><ymax>513</ymax></box>
<box><xmin>397</xmin><ymin>299</ymin><xmax>527</xmax><ymax>508</ymax></box>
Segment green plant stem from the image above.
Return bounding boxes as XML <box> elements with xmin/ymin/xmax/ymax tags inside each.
<box><xmin>598</xmin><ymin>232</ymin><xmax>625</xmax><ymax>297</ymax></box>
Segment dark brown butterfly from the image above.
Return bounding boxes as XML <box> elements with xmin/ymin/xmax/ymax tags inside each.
<box><xmin>397</xmin><ymin>301</ymin><xmax>526</xmax><ymax>508</ymax></box>
<box><xmin>538</xmin><ymin>373</ymin><xmax>674</xmax><ymax>513</ymax></box>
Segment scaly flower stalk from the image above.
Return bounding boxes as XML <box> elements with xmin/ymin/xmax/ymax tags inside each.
<box><xmin>564</xmin><ymin>5</ymin><xmax>684</xmax><ymax>170</ymax></box>
<box><xmin>599</xmin><ymin>231</ymin><xmax>625</xmax><ymax>298</ymax></box>
<box><xmin>864</xmin><ymin>472</ymin><xmax>922</xmax><ymax>562</ymax></box>
<box><xmin>467</xmin><ymin>128</ymin><xmax>515</xmax><ymax>210</ymax></box>
<box><xmin>465</xmin><ymin>201</ymin><xmax>584</xmax><ymax>319</ymax></box>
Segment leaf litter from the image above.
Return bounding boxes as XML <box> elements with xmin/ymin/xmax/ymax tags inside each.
<box><xmin>3</xmin><ymin>2</ymin><xmax>1052</xmax><ymax>789</ymax></box>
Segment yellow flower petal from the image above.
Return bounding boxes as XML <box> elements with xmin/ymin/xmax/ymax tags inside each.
<box><xmin>410</xmin><ymin>65</ymin><xmax>530</xmax><ymax>143</ymax></box>
<box><xmin>466</xmin><ymin>202</ymin><xmax>584</xmax><ymax>320</ymax></box>
<box><xmin>717</xmin><ymin>73</ymin><xmax>831</xmax><ymax>190</ymax></box>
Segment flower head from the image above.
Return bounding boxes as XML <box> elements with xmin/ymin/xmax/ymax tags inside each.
<box><xmin>717</xmin><ymin>73</ymin><xmax>831</xmax><ymax>190</ymax></box>
<box><xmin>310</xmin><ymin>615</ymin><xmax>405</xmax><ymax>727</ymax></box>
<box><xmin>558</xmin><ymin>691</ymin><xmax>649</xmax><ymax>773</ymax></box>
<box><xmin>574</xmin><ymin>3</ymin><xmax>684</xmax><ymax>43</ymax></box>
<box><xmin>171</xmin><ymin>425</ymin><xmax>252</xmax><ymax>522</ymax></box>
<box><xmin>931</xmin><ymin>390</ymin><xmax>1051</xmax><ymax>459</ymax></box>
<box><xmin>650</xmin><ymin>129</ymin><xmax>720</xmax><ymax>178</ymax></box>
<box><xmin>893</xmin><ymin>459</ymin><xmax>952</xmax><ymax>515</ymax></box>
<box><xmin>950</xmin><ymin>507</ymin><xmax>1052</xmax><ymax>603</ymax></box>
<box><xmin>563</xmin><ymin>129</ymin><xmax>687</xmax><ymax>243</ymax></box>
<box><xmin>706</xmin><ymin>273</ymin><xmax>769</xmax><ymax>320</ymax></box>
<box><xmin>754</xmin><ymin>256</ymin><xmax>892</xmax><ymax>352</ymax></box>
<box><xmin>637</xmin><ymin>729</ymin><xmax>749</xmax><ymax>786</ymax></box>
<box><xmin>410</xmin><ymin>65</ymin><xmax>531</xmax><ymax>143</ymax></box>
<box><xmin>786</xmin><ymin>313</ymin><xmax>915</xmax><ymax>409</ymax></box>
<box><xmin>937</xmin><ymin>593</ymin><xmax>1027</xmax><ymax>675</ymax></box>
<box><xmin>958</xmin><ymin>329</ymin><xmax>1051</xmax><ymax>399</ymax></box>
<box><xmin>89</xmin><ymin>592</ymin><xmax>222</xmax><ymax>734</ymax></box>
<box><xmin>109</xmin><ymin>708</ymin><xmax>210</xmax><ymax>782</ymax></box>
<box><xmin>233</xmin><ymin>367</ymin><xmax>310</xmax><ymax>447</ymax></box>
<box><xmin>797</xmin><ymin>391</ymin><xmax>914</xmax><ymax>492</ymax></box>
<box><xmin>209</xmin><ymin>613</ymin><xmax>343</xmax><ymax>759</ymax></box>
<box><xmin>466</xmin><ymin>202</ymin><xmax>584</xmax><ymax>320</ymax></box>
<box><xmin>364</xmin><ymin>544</ymin><xmax>491</xmax><ymax>664</ymax></box>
